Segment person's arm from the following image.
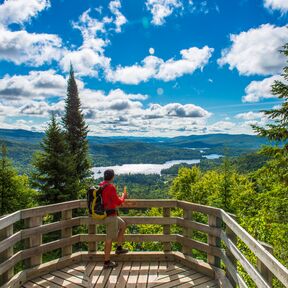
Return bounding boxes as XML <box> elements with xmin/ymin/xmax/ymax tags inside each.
<box><xmin>110</xmin><ymin>185</ymin><xmax>125</xmax><ymax>206</ymax></box>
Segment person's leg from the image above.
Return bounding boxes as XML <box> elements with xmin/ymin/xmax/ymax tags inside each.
<box><xmin>117</xmin><ymin>217</ymin><xmax>127</xmax><ymax>245</ymax></box>
<box><xmin>116</xmin><ymin>217</ymin><xmax>128</xmax><ymax>254</ymax></box>
<box><xmin>104</xmin><ymin>239</ymin><xmax>113</xmax><ymax>261</ymax></box>
<box><xmin>104</xmin><ymin>216</ymin><xmax>118</xmax><ymax>268</ymax></box>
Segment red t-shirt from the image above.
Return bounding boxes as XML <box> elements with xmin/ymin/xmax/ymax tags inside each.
<box><xmin>100</xmin><ymin>181</ymin><xmax>125</xmax><ymax>216</ymax></box>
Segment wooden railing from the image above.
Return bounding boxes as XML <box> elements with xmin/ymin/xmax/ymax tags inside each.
<box><xmin>0</xmin><ymin>200</ymin><xmax>287</xmax><ymax>288</ymax></box>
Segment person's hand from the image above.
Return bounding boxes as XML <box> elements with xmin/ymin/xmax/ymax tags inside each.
<box><xmin>122</xmin><ymin>185</ymin><xmax>128</xmax><ymax>199</ymax></box>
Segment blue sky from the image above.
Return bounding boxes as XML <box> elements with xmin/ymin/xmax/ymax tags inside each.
<box><xmin>0</xmin><ymin>0</ymin><xmax>287</xmax><ymax>136</ymax></box>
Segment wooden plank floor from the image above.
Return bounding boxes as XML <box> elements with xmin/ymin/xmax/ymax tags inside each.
<box><xmin>22</xmin><ymin>261</ymin><xmax>218</xmax><ymax>288</ymax></box>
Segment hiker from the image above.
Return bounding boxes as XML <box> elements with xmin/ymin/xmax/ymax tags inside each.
<box><xmin>100</xmin><ymin>169</ymin><xmax>128</xmax><ymax>268</ymax></box>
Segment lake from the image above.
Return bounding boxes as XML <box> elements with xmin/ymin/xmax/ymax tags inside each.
<box><xmin>92</xmin><ymin>154</ymin><xmax>221</xmax><ymax>178</ymax></box>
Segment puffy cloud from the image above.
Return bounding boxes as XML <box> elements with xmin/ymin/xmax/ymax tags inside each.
<box><xmin>0</xmin><ymin>0</ymin><xmax>64</xmax><ymax>67</ymax></box>
<box><xmin>208</xmin><ymin>121</ymin><xmax>236</xmax><ymax>133</ymax></box>
<box><xmin>235</xmin><ymin>111</ymin><xmax>265</xmax><ymax>120</ymax></box>
<box><xmin>109</xmin><ymin>0</ymin><xmax>127</xmax><ymax>32</ymax></box>
<box><xmin>144</xmin><ymin>103</ymin><xmax>211</xmax><ymax>119</ymax></box>
<box><xmin>106</xmin><ymin>46</ymin><xmax>213</xmax><ymax>84</ymax></box>
<box><xmin>0</xmin><ymin>0</ymin><xmax>50</xmax><ymax>27</ymax></box>
<box><xmin>0</xmin><ymin>70</ymin><xmax>67</xmax><ymax>101</ymax></box>
<box><xmin>242</xmin><ymin>75</ymin><xmax>284</xmax><ymax>102</ymax></box>
<box><xmin>106</xmin><ymin>56</ymin><xmax>159</xmax><ymax>84</ymax></box>
<box><xmin>146</xmin><ymin>0</ymin><xmax>183</xmax><ymax>25</ymax></box>
<box><xmin>145</xmin><ymin>0</ymin><xmax>216</xmax><ymax>26</ymax></box>
<box><xmin>60</xmin><ymin>9</ymin><xmax>113</xmax><ymax>76</ymax></box>
<box><xmin>61</xmin><ymin>48</ymin><xmax>111</xmax><ymax>77</ymax></box>
<box><xmin>156</xmin><ymin>46</ymin><xmax>214</xmax><ymax>81</ymax></box>
<box><xmin>81</xmin><ymin>88</ymin><xmax>146</xmax><ymax>115</ymax></box>
<box><xmin>0</xmin><ymin>70</ymin><xmax>70</xmax><ymax>119</ymax></box>
<box><xmin>264</xmin><ymin>0</ymin><xmax>288</xmax><ymax>12</ymax></box>
<box><xmin>218</xmin><ymin>24</ymin><xmax>288</xmax><ymax>76</ymax></box>
<box><xmin>0</xmin><ymin>28</ymin><xmax>64</xmax><ymax>66</ymax></box>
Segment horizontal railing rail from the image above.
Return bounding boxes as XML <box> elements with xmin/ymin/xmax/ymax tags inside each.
<box><xmin>0</xmin><ymin>199</ymin><xmax>287</xmax><ymax>288</ymax></box>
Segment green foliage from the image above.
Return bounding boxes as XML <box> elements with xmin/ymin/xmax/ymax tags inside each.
<box><xmin>32</xmin><ymin>114</ymin><xmax>78</xmax><ymax>204</ymax></box>
<box><xmin>169</xmin><ymin>157</ymin><xmax>287</xmax><ymax>286</ymax></box>
<box><xmin>63</xmin><ymin>65</ymin><xmax>91</xmax><ymax>182</ymax></box>
<box><xmin>0</xmin><ymin>144</ymin><xmax>37</xmax><ymax>215</ymax></box>
<box><xmin>252</xmin><ymin>43</ymin><xmax>288</xmax><ymax>184</ymax></box>
<box><xmin>0</xmin><ymin>128</ymin><xmax>270</xmax><ymax>174</ymax></box>
<box><xmin>112</xmin><ymin>174</ymin><xmax>171</xmax><ymax>199</ymax></box>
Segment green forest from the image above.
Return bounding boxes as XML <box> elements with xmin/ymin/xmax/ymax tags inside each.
<box><xmin>1</xmin><ymin>46</ymin><xmax>288</xmax><ymax>287</ymax></box>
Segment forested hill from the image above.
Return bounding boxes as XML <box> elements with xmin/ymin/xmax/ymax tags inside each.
<box><xmin>0</xmin><ymin>128</ymin><xmax>269</xmax><ymax>171</ymax></box>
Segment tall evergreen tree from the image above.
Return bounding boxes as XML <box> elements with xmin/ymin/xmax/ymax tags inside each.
<box><xmin>63</xmin><ymin>65</ymin><xmax>91</xmax><ymax>182</ymax></box>
<box><xmin>252</xmin><ymin>43</ymin><xmax>288</xmax><ymax>183</ymax></box>
<box><xmin>0</xmin><ymin>144</ymin><xmax>36</xmax><ymax>215</ymax></box>
<box><xmin>33</xmin><ymin>114</ymin><xmax>77</xmax><ymax>204</ymax></box>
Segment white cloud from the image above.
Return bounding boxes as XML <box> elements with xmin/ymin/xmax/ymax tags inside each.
<box><xmin>0</xmin><ymin>27</ymin><xmax>64</xmax><ymax>66</ymax></box>
<box><xmin>60</xmin><ymin>9</ymin><xmax>113</xmax><ymax>76</ymax></box>
<box><xmin>0</xmin><ymin>0</ymin><xmax>64</xmax><ymax>67</ymax></box>
<box><xmin>0</xmin><ymin>70</ymin><xmax>67</xmax><ymax>101</ymax></box>
<box><xmin>107</xmin><ymin>46</ymin><xmax>213</xmax><ymax>84</ymax></box>
<box><xmin>0</xmin><ymin>0</ymin><xmax>50</xmax><ymax>27</ymax></box>
<box><xmin>235</xmin><ymin>111</ymin><xmax>265</xmax><ymax>120</ymax></box>
<box><xmin>145</xmin><ymin>0</ymin><xmax>216</xmax><ymax>26</ymax></box>
<box><xmin>0</xmin><ymin>69</ymin><xmax>214</xmax><ymax>136</ymax></box>
<box><xmin>81</xmin><ymin>88</ymin><xmax>148</xmax><ymax>112</ymax></box>
<box><xmin>109</xmin><ymin>0</ymin><xmax>127</xmax><ymax>32</ymax></box>
<box><xmin>264</xmin><ymin>0</ymin><xmax>288</xmax><ymax>13</ymax></box>
<box><xmin>218</xmin><ymin>24</ymin><xmax>288</xmax><ymax>76</ymax></box>
<box><xmin>144</xmin><ymin>103</ymin><xmax>211</xmax><ymax>119</ymax></box>
<box><xmin>61</xmin><ymin>48</ymin><xmax>111</xmax><ymax>77</ymax></box>
<box><xmin>242</xmin><ymin>75</ymin><xmax>284</xmax><ymax>102</ymax></box>
<box><xmin>156</xmin><ymin>46</ymin><xmax>214</xmax><ymax>81</ymax></box>
<box><xmin>0</xmin><ymin>70</ymin><xmax>70</xmax><ymax>118</ymax></box>
<box><xmin>146</xmin><ymin>0</ymin><xmax>183</xmax><ymax>25</ymax></box>
<box><xmin>207</xmin><ymin>121</ymin><xmax>236</xmax><ymax>133</ymax></box>
<box><xmin>106</xmin><ymin>56</ymin><xmax>159</xmax><ymax>84</ymax></box>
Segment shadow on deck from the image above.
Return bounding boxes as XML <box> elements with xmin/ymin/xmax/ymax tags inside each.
<box><xmin>22</xmin><ymin>257</ymin><xmax>218</xmax><ymax>288</ymax></box>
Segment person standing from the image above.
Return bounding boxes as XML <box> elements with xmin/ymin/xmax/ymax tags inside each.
<box><xmin>100</xmin><ymin>169</ymin><xmax>128</xmax><ymax>268</ymax></box>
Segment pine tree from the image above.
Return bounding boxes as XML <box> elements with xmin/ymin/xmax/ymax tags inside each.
<box><xmin>63</xmin><ymin>65</ymin><xmax>91</xmax><ymax>182</ymax></box>
<box><xmin>0</xmin><ymin>144</ymin><xmax>36</xmax><ymax>215</ymax></box>
<box><xmin>252</xmin><ymin>43</ymin><xmax>288</xmax><ymax>183</ymax></box>
<box><xmin>33</xmin><ymin>114</ymin><xmax>77</xmax><ymax>204</ymax></box>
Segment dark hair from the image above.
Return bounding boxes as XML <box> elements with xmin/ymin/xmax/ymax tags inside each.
<box><xmin>104</xmin><ymin>169</ymin><xmax>115</xmax><ymax>181</ymax></box>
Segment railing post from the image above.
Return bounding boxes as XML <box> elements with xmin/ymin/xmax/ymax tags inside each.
<box><xmin>207</xmin><ymin>214</ymin><xmax>222</xmax><ymax>268</ymax></box>
<box><xmin>24</xmin><ymin>216</ymin><xmax>42</xmax><ymax>267</ymax></box>
<box><xmin>225</xmin><ymin>213</ymin><xmax>237</xmax><ymax>287</ymax></box>
<box><xmin>182</xmin><ymin>208</ymin><xmax>193</xmax><ymax>255</ymax></box>
<box><xmin>88</xmin><ymin>219</ymin><xmax>97</xmax><ymax>253</ymax></box>
<box><xmin>257</xmin><ymin>241</ymin><xmax>273</xmax><ymax>286</ymax></box>
<box><xmin>0</xmin><ymin>224</ymin><xmax>14</xmax><ymax>285</ymax></box>
<box><xmin>163</xmin><ymin>208</ymin><xmax>171</xmax><ymax>252</ymax></box>
<box><xmin>61</xmin><ymin>209</ymin><xmax>72</xmax><ymax>256</ymax></box>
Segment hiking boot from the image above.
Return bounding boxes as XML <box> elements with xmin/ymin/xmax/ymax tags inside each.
<box><xmin>104</xmin><ymin>261</ymin><xmax>118</xmax><ymax>269</ymax></box>
<box><xmin>115</xmin><ymin>246</ymin><xmax>129</xmax><ymax>255</ymax></box>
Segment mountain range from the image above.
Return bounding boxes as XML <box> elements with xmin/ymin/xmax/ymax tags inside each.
<box><xmin>0</xmin><ymin>129</ymin><xmax>269</xmax><ymax>172</ymax></box>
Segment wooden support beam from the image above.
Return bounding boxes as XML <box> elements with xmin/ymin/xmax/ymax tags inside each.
<box><xmin>24</xmin><ymin>216</ymin><xmax>42</xmax><ymax>268</ymax></box>
<box><xmin>163</xmin><ymin>208</ymin><xmax>171</xmax><ymax>252</ymax></box>
<box><xmin>0</xmin><ymin>224</ymin><xmax>14</xmax><ymax>285</ymax></box>
<box><xmin>257</xmin><ymin>241</ymin><xmax>273</xmax><ymax>287</ymax></box>
<box><xmin>182</xmin><ymin>208</ymin><xmax>193</xmax><ymax>256</ymax></box>
<box><xmin>61</xmin><ymin>210</ymin><xmax>72</xmax><ymax>257</ymax></box>
<box><xmin>88</xmin><ymin>216</ymin><xmax>97</xmax><ymax>253</ymax></box>
<box><xmin>207</xmin><ymin>214</ymin><xmax>222</xmax><ymax>268</ymax></box>
<box><xmin>225</xmin><ymin>213</ymin><xmax>237</xmax><ymax>287</ymax></box>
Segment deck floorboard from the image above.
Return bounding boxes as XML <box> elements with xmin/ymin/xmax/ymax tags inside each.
<box><xmin>22</xmin><ymin>261</ymin><xmax>218</xmax><ymax>287</ymax></box>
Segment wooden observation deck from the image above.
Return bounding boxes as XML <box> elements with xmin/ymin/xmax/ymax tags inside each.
<box><xmin>0</xmin><ymin>200</ymin><xmax>287</xmax><ymax>288</ymax></box>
